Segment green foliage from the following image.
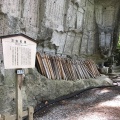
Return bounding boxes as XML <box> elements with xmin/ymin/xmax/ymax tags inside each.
<box><xmin>117</xmin><ymin>36</ymin><xmax>120</xmax><ymax>49</ymax></box>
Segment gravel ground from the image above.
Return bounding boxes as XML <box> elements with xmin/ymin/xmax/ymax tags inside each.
<box><xmin>34</xmin><ymin>86</ymin><xmax>120</xmax><ymax>120</ymax></box>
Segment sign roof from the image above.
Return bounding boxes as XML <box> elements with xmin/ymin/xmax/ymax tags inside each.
<box><xmin>0</xmin><ymin>33</ymin><xmax>37</xmax><ymax>43</ymax></box>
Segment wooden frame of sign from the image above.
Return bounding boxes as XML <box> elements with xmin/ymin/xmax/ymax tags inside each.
<box><xmin>0</xmin><ymin>34</ymin><xmax>37</xmax><ymax>120</ymax></box>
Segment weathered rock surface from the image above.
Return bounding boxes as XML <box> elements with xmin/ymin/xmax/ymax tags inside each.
<box><xmin>0</xmin><ymin>0</ymin><xmax>119</xmax><ymax>57</ymax></box>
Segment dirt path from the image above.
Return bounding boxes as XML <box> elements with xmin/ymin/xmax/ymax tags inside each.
<box><xmin>34</xmin><ymin>86</ymin><xmax>120</xmax><ymax>120</ymax></box>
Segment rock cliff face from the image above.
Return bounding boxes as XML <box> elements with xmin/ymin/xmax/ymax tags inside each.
<box><xmin>0</xmin><ymin>0</ymin><xmax>120</xmax><ymax>58</ymax></box>
<box><xmin>95</xmin><ymin>0</ymin><xmax>120</xmax><ymax>57</ymax></box>
<box><xmin>0</xmin><ymin>0</ymin><xmax>119</xmax><ymax>114</ymax></box>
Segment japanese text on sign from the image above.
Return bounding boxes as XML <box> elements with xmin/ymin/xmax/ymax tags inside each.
<box><xmin>2</xmin><ymin>36</ymin><xmax>36</xmax><ymax>69</ymax></box>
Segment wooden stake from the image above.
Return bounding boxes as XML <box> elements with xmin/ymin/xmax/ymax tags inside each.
<box><xmin>28</xmin><ymin>107</ymin><xmax>34</xmax><ymax>120</ymax></box>
<box><xmin>16</xmin><ymin>70</ymin><xmax>23</xmax><ymax>120</ymax></box>
<box><xmin>1</xmin><ymin>113</ymin><xmax>10</xmax><ymax>120</ymax></box>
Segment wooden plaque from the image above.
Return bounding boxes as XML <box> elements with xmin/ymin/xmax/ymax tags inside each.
<box><xmin>2</xmin><ymin>35</ymin><xmax>36</xmax><ymax>69</ymax></box>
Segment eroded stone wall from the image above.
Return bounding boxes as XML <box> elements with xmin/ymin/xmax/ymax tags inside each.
<box><xmin>0</xmin><ymin>0</ymin><xmax>119</xmax><ymax>57</ymax></box>
<box><xmin>0</xmin><ymin>0</ymin><xmax>96</xmax><ymax>58</ymax></box>
<box><xmin>39</xmin><ymin>0</ymin><xmax>96</xmax><ymax>56</ymax></box>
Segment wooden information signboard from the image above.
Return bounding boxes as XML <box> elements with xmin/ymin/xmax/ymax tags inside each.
<box><xmin>2</xmin><ymin>35</ymin><xmax>36</xmax><ymax>69</ymax></box>
<box><xmin>1</xmin><ymin>34</ymin><xmax>36</xmax><ymax>120</ymax></box>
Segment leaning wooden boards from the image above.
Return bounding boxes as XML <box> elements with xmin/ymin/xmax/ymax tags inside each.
<box><xmin>36</xmin><ymin>52</ymin><xmax>100</xmax><ymax>80</ymax></box>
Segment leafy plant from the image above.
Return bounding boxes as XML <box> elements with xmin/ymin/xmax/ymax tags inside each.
<box><xmin>117</xmin><ymin>36</ymin><xmax>120</xmax><ymax>49</ymax></box>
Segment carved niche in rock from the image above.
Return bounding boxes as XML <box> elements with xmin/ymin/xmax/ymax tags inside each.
<box><xmin>95</xmin><ymin>3</ymin><xmax>116</xmax><ymax>57</ymax></box>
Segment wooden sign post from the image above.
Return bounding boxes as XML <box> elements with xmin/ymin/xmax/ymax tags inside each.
<box><xmin>1</xmin><ymin>34</ymin><xmax>37</xmax><ymax>120</ymax></box>
<box><xmin>16</xmin><ymin>69</ymin><xmax>24</xmax><ymax>120</ymax></box>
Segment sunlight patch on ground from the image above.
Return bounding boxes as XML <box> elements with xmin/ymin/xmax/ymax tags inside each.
<box><xmin>100</xmin><ymin>89</ymin><xmax>111</xmax><ymax>94</ymax></box>
<box><xmin>114</xmin><ymin>95</ymin><xmax>120</xmax><ymax>99</ymax></box>
<box><xmin>97</xmin><ymin>96</ymin><xmax>120</xmax><ymax>108</ymax></box>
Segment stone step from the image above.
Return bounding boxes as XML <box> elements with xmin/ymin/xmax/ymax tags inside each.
<box><xmin>113</xmin><ymin>69</ymin><xmax>120</xmax><ymax>73</ymax></box>
<box><xmin>112</xmin><ymin>65</ymin><xmax>120</xmax><ymax>73</ymax></box>
<box><xmin>113</xmin><ymin>65</ymin><xmax>120</xmax><ymax>70</ymax></box>
<box><xmin>112</xmin><ymin>78</ymin><xmax>120</xmax><ymax>82</ymax></box>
